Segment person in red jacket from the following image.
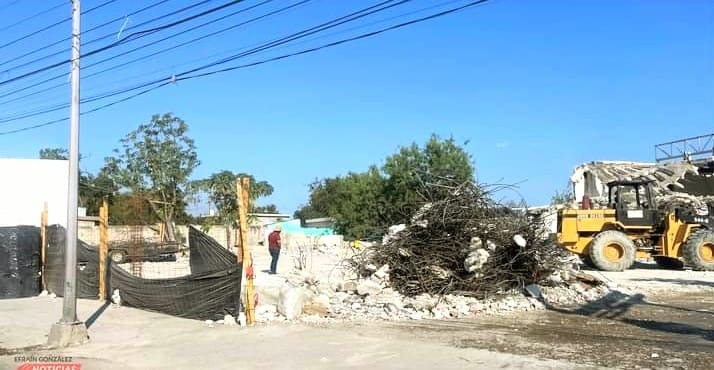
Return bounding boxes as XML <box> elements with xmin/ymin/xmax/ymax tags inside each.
<box><xmin>267</xmin><ymin>224</ymin><xmax>282</xmax><ymax>274</ymax></box>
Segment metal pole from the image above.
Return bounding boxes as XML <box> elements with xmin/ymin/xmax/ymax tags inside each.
<box><xmin>47</xmin><ymin>0</ymin><xmax>88</xmax><ymax>347</ymax></box>
<box><xmin>61</xmin><ymin>0</ymin><xmax>82</xmax><ymax>324</ymax></box>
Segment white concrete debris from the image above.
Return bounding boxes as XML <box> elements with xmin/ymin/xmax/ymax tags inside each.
<box><xmin>223</xmin><ymin>314</ymin><xmax>236</xmax><ymax>326</ymax></box>
<box><xmin>571</xmin><ymin>161</ymin><xmax>699</xmax><ymax>201</ymax></box>
<box><xmin>464</xmin><ymin>249</ymin><xmax>490</xmax><ymax>273</ymax></box>
<box><xmin>373</xmin><ymin>264</ymin><xmax>390</xmax><ymax>280</ymax></box>
<box><xmin>111</xmin><ymin>289</ymin><xmax>121</xmax><ymax>305</ymax></box>
<box><xmin>356</xmin><ymin>279</ymin><xmax>383</xmax><ymax>296</ymax></box>
<box><xmin>513</xmin><ymin>234</ymin><xmax>527</xmax><ymax>248</ymax></box>
<box><xmin>469</xmin><ymin>236</ymin><xmax>483</xmax><ymax>250</ymax></box>
<box><xmin>275</xmin><ymin>250</ymin><xmax>610</xmax><ymax>325</ymax></box>
<box><xmin>278</xmin><ymin>285</ymin><xmax>309</xmax><ymax>320</ymax></box>
<box><xmin>246</xmin><ymin>231</ymin><xmax>610</xmax><ymax>325</ymax></box>
<box><xmin>382</xmin><ymin>224</ymin><xmax>407</xmax><ymax>244</ymax></box>
<box><xmin>340</xmin><ymin>281</ymin><xmax>358</xmax><ymax>293</ymax></box>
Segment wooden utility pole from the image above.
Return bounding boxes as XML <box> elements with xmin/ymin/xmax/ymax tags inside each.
<box><xmin>98</xmin><ymin>199</ymin><xmax>109</xmax><ymax>301</ymax></box>
<box><xmin>40</xmin><ymin>202</ymin><xmax>48</xmax><ymax>290</ymax></box>
<box><xmin>237</xmin><ymin>177</ymin><xmax>255</xmax><ymax>325</ymax></box>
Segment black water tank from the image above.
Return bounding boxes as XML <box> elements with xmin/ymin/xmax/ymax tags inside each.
<box><xmin>0</xmin><ymin>226</ymin><xmax>41</xmax><ymax>299</ymax></box>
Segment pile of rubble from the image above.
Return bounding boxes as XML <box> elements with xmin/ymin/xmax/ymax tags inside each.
<box><xmin>248</xmin><ymin>178</ymin><xmax>611</xmax><ymax>324</ymax></box>
<box><xmin>252</xmin><ymin>260</ymin><xmax>608</xmax><ymax>324</ymax></box>
<box><xmin>359</xmin><ymin>178</ymin><xmax>569</xmax><ymax>298</ymax></box>
<box><xmin>571</xmin><ymin>160</ymin><xmax>714</xmax><ymax>209</ymax></box>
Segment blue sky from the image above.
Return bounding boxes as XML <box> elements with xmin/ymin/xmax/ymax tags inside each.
<box><xmin>0</xmin><ymin>0</ymin><xmax>711</xmax><ymax>214</ymax></box>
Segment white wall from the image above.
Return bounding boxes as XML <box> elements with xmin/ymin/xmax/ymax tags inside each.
<box><xmin>0</xmin><ymin>158</ymin><xmax>69</xmax><ymax>227</ymax></box>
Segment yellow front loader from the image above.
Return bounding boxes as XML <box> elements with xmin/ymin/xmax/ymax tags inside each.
<box><xmin>557</xmin><ymin>180</ymin><xmax>714</xmax><ymax>271</ymax></box>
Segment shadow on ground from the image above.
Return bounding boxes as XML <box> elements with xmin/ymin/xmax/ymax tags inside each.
<box><xmin>86</xmin><ymin>301</ymin><xmax>110</xmax><ymax>328</ymax></box>
<box><xmin>546</xmin><ymin>290</ymin><xmax>714</xmax><ymax>342</ymax></box>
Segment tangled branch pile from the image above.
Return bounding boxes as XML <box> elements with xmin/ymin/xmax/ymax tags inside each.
<box><xmin>366</xmin><ymin>178</ymin><xmax>567</xmax><ymax>298</ymax></box>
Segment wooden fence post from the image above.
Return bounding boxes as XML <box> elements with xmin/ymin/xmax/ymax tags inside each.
<box><xmin>237</xmin><ymin>177</ymin><xmax>255</xmax><ymax>325</ymax></box>
<box><xmin>98</xmin><ymin>199</ymin><xmax>109</xmax><ymax>301</ymax></box>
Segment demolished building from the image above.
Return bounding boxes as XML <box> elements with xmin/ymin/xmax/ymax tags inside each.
<box><xmin>570</xmin><ymin>160</ymin><xmax>714</xmax><ymax>203</ymax></box>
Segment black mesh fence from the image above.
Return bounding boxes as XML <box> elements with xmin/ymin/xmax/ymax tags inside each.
<box><xmin>45</xmin><ymin>225</ymin><xmax>242</xmax><ymax>321</ymax></box>
<box><xmin>109</xmin><ymin>226</ymin><xmax>242</xmax><ymax>320</ymax></box>
<box><xmin>45</xmin><ymin>224</ymin><xmax>100</xmax><ymax>299</ymax></box>
<box><xmin>0</xmin><ymin>226</ymin><xmax>41</xmax><ymax>299</ymax></box>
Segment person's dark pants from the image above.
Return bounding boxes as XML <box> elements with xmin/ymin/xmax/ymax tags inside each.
<box><xmin>269</xmin><ymin>248</ymin><xmax>280</xmax><ymax>274</ymax></box>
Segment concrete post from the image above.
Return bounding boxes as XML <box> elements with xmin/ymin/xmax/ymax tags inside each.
<box><xmin>48</xmin><ymin>0</ymin><xmax>89</xmax><ymax>347</ymax></box>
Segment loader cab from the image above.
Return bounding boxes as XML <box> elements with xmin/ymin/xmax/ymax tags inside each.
<box><xmin>607</xmin><ymin>180</ymin><xmax>660</xmax><ymax>227</ymax></box>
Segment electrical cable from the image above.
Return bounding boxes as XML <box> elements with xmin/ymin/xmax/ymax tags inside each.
<box><xmin>0</xmin><ymin>0</ymin><xmax>121</xmax><ymax>51</ymax></box>
<box><xmin>0</xmin><ymin>0</ymin><xmax>308</xmax><ymax>105</ymax></box>
<box><xmin>0</xmin><ymin>0</ymin><xmax>217</xmax><ymax>78</ymax></box>
<box><xmin>0</xmin><ymin>0</ymin><xmax>488</xmax><ymax>135</ymax></box>
<box><xmin>0</xmin><ymin>0</ymin><xmax>412</xmax><ymax>120</ymax></box>
<box><xmin>0</xmin><ymin>0</ymin><xmax>22</xmax><ymax>13</ymax></box>
<box><xmin>0</xmin><ymin>0</ymin><xmax>173</xmax><ymax>69</ymax></box>
<box><xmin>0</xmin><ymin>1</ymin><xmax>64</xmax><ymax>34</ymax></box>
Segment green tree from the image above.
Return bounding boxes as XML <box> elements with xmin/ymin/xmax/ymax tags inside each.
<box><xmin>39</xmin><ymin>148</ymin><xmax>69</xmax><ymax>160</ymax></box>
<box><xmin>254</xmin><ymin>204</ymin><xmax>279</xmax><ymax>214</ymax></box>
<box><xmin>296</xmin><ymin>135</ymin><xmax>474</xmax><ymax>239</ymax></box>
<box><xmin>104</xmin><ymin>113</ymin><xmax>199</xmax><ymax>241</ymax></box>
<box><xmin>382</xmin><ymin>134</ymin><xmax>474</xmax><ymax>224</ymax></box>
<box><xmin>194</xmin><ymin>170</ymin><xmax>274</xmax><ymax>247</ymax></box>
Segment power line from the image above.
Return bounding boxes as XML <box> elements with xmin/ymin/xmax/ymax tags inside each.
<box><xmin>0</xmin><ymin>0</ymin><xmax>413</xmax><ymax>120</ymax></box>
<box><xmin>0</xmin><ymin>0</ymin><xmax>489</xmax><ymax>136</ymax></box>
<box><xmin>185</xmin><ymin>0</ymin><xmax>489</xmax><ymax>79</ymax></box>
<box><xmin>0</xmin><ymin>0</ymin><xmax>221</xmax><ymax>80</ymax></box>
<box><xmin>0</xmin><ymin>0</ymin><xmax>21</xmax><ymax>13</ymax></box>
<box><xmin>9</xmin><ymin>0</ymin><xmax>403</xmax><ymax>101</ymax></box>
<box><xmin>0</xmin><ymin>0</ymin><xmax>309</xmax><ymax>104</ymax></box>
<box><xmin>0</xmin><ymin>80</ymin><xmax>169</xmax><ymax>135</ymax></box>
<box><xmin>0</xmin><ymin>0</ymin><xmax>121</xmax><ymax>51</ymax></box>
<box><xmin>0</xmin><ymin>0</ymin><xmax>280</xmax><ymax>107</ymax></box>
<box><xmin>0</xmin><ymin>0</ymin><xmax>393</xmax><ymax>109</ymax></box>
<box><xmin>0</xmin><ymin>1</ymin><xmax>64</xmax><ymax>34</ymax></box>
<box><xmin>0</xmin><ymin>0</ymin><xmax>245</xmax><ymax>87</ymax></box>
<box><xmin>0</xmin><ymin>0</ymin><xmax>173</xmax><ymax>69</ymax></box>
<box><xmin>0</xmin><ymin>0</ymin><xmax>308</xmax><ymax>106</ymax></box>
<box><xmin>180</xmin><ymin>0</ymin><xmax>411</xmax><ymax>76</ymax></box>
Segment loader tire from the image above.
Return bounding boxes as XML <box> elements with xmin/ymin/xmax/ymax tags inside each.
<box><xmin>683</xmin><ymin>229</ymin><xmax>714</xmax><ymax>271</ymax></box>
<box><xmin>588</xmin><ymin>230</ymin><xmax>636</xmax><ymax>271</ymax></box>
<box><xmin>581</xmin><ymin>254</ymin><xmax>596</xmax><ymax>269</ymax></box>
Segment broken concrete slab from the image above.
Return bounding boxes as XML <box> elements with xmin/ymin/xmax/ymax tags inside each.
<box><xmin>341</xmin><ymin>281</ymin><xmax>358</xmax><ymax>293</ymax></box>
<box><xmin>357</xmin><ymin>279</ymin><xmax>383</xmax><ymax>296</ymax></box>
<box><xmin>278</xmin><ymin>286</ymin><xmax>309</xmax><ymax>320</ymax></box>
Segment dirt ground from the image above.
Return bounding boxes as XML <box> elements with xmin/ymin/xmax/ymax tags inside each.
<box><xmin>378</xmin><ymin>289</ymin><xmax>713</xmax><ymax>369</ymax></box>
<box><xmin>1</xmin><ymin>264</ymin><xmax>713</xmax><ymax>369</ymax></box>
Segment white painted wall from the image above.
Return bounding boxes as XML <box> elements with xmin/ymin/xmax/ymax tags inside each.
<box><xmin>0</xmin><ymin>158</ymin><xmax>69</xmax><ymax>227</ymax></box>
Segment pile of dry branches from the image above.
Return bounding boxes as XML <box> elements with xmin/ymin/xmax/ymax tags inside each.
<box><xmin>365</xmin><ymin>178</ymin><xmax>567</xmax><ymax>298</ymax></box>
